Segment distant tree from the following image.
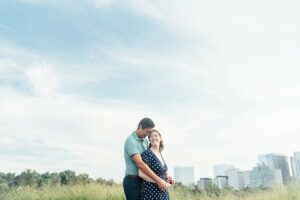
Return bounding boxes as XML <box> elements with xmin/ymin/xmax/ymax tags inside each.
<box><xmin>205</xmin><ymin>183</ymin><xmax>221</xmax><ymax>196</ymax></box>
<box><xmin>0</xmin><ymin>172</ymin><xmax>16</xmax><ymax>187</ymax></box>
<box><xmin>0</xmin><ymin>169</ymin><xmax>119</xmax><ymax>188</ymax></box>
<box><xmin>15</xmin><ymin>169</ymin><xmax>39</xmax><ymax>187</ymax></box>
<box><xmin>96</xmin><ymin>177</ymin><xmax>106</xmax><ymax>185</ymax></box>
<box><xmin>172</xmin><ymin>182</ymin><xmax>184</xmax><ymax>189</ymax></box>
<box><xmin>37</xmin><ymin>172</ymin><xmax>52</xmax><ymax>187</ymax></box>
<box><xmin>76</xmin><ymin>173</ymin><xmax>92</xmax><ymax>184</ymax></box>
<box><xmin>96</xmin><ymin>177</ymin><xmax>116</xmax><ymax>186</ymax></box>
<box><xmin>106</xmin><ymin>179</ymin><xmax>115</xmax><ymax>186</ymax></box>
<box><xmin>49</xmin><ymin>173</ymin><xmax>60</xmax><ymax>186</ymax></box>
<box><xmin>59</xmin><ymin>170</ymin><xmax>76</xmax><ymax>185</ymax></box>
<box><xmin>0</xmin><ymin>183</ymin><xmax>9</xmax><ymax>193</ymax></box>
<box><xmin>0</xmin><ymin>173</ymin><xmax>6</xmax><ymax>184</ymax></box>
<box><xmin>190</xmin><ymin>184</ymin><xmax>202</xmax><ymax>195</ymax></box>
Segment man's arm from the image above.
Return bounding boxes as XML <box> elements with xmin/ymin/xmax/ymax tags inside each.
<box><xmin>132</xmin><ymin>154</ymin><xmax>168</xmax><ymax>190</ymax></box>
<box><xmin>139</xmin><ymin>169</ymin><xmax>171</xmax><ymax>187</ymax></box>
<box><xmin>138</xmin><ymin>169</ymin><xmax>155</xmax><ymax>183</ymax></box>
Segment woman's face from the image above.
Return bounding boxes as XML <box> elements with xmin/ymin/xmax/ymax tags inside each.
<box><xmin>149</xmin><ymin>131</ymin><xmax>161</xmax><ymax>146</ymax></box>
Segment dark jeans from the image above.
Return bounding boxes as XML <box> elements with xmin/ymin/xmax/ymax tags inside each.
<box><xmin>123</xmin><ymin>176</ymin><xmax>143</xmax><ymax>200</ymax></box>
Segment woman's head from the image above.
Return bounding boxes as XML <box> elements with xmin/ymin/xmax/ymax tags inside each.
<box><xmin>148</xmin><ymin>129</ymin><xmax>164</xmax><ymax>152</ymax></box>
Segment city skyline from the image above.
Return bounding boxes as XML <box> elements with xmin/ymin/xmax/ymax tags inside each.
<box><xmin>1</xmin><ymin>0</ymin><xmax>300</xmax><ymax>182</ymax></box>
<box><xmin>174</xmin><ymin>151</ymin><xmax>300</xmax><ymax>190</ymax></box>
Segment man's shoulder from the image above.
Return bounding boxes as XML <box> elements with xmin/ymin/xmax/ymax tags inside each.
<box><xmin>124</xmin><ymin>132</ymin><xmax>138</xmax><ymax>149</ymax></box>
<box><xmin>125</xmin><ymin>132</ymin><xmax>135</xmax><ymax>143</ymax></box>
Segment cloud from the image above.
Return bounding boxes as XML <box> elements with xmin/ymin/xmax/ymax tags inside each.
<box><xmin>13</xmin><ymin>0</ymin><xmax>111</xmax><ymax>7</ymax></box>
<box><xmin>26</xmin><ymin>64</ymin><xmax>58</xmax><ymax>96</ymax></box>
<box><xmin>0</xmin><ymin>84</ymin><xmax>134</xmax><ymax>179</ymax></box>
<box><xmin>0</xmin><ymin>57</ymin><xmax>182</xmax><ymax>180</ymax></box>
<box><xmin>2</xmin><ymin>0</ymin><xmax>300</xmax><ymax>181</ymax></box>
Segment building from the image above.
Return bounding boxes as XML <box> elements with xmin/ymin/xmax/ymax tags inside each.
<box><xmin>214</xmin><ymin>176</ymin><xmax>228</xmax><ymax>189</ymax></box>
<box><xmin>243</xmin><ymin>171</ymin><xmax>252</xmax><ymax>188</ymax></box>
<box><xmin>213</xmin><ymin>164</ymin><xmax>235</xmax><ymax>177</ymax></box>
<box><xmin>273</xmin><ymin>169</ymin><xmax>284</xmax><ymax>185</ymax></box>
<box><xmin>174</xmin><ymin>166</ymin><xmax>194</xmax><ymax>186</ymax></box>
<box><xmin>227</xmin><ymin>168</ymin><xmax>244</xmax><ymax>190</ymax></box>
<box><xmin>214</xmin><ymin>166</ymin><xmax>283</xmax><ymax>190</ymax></box>
<box><xmin>250</xmin><ymin>164</ymin><xmax>283</xmax><ymax>187</ymax></box>
<box><xmin>197</xmin><ymin>178</ymin><xmax>212</xmax><ymax>189</ymax></box>
<box><xmin>258</xmin><ymin>153</ymin><xmax>291</xmax><ymax>184</ymax></box>
<box><xmin>290</xmin><ymin>152</ymin><xmax>300</xmax><ymax>182</ymax></box>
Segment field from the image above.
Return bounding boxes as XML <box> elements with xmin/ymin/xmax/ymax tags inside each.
<box><xmin>1</xmin><ymin>183</ymin><xmax>300</xmax><ymax>200</ymax></box>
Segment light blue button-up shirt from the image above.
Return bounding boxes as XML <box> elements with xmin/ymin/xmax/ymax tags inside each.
<box><xmin>124</xmin><ymin>131</ymin><xmax>149</xmax><ymax>176</ymax></box>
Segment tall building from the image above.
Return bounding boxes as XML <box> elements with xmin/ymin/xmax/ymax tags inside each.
<box><xmin>197</xmin><ymin>178</ymin><xmax>212</xmax><ymax>189</ymax></box>
<box><xmin>227</xmin><ymin>168</ymin><xmax>244</xmax><ymax>190</ymax></box>
<box><xmin>250</xmin><ymin>164</ymin><xmax>283</xmax><ymax>188</ymax></box>
<box><xmin>213</xmin><ymin>164</ymin><xmax>235</xmax><ymax>177</ymax></box>
<box><xmin>290</xmin><ymin>152</ymin><xmax>300</xmax><ymax>182</ymax></box>
<box><xmin>214</xmin><ymin>176</ymin><xmax>228</xmax><ymax>189</ymax></box>
<box><xmin>243</xmin><ymin>171</ymin><xmax>252</xmax><ymax>188</ymax></box>
<box><xmin>258</xmin><ymin>153</ymin><xmax>291</xmax><ymax>184</ymax></box>
<box><xmin>273</xmin><ymin>169</ymin><xmax>284</xmax><ymax>185</ymax></box>
<box><xmin>174</xmin><ymin>166</ymin><xmax>194</xmax><ymax>186</ymax></box>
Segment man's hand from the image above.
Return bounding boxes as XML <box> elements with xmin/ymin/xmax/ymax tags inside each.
<box><xmin>157</xmin><ymin>178</ymin><xmax>169</xmax><ymax>191</ymax></box>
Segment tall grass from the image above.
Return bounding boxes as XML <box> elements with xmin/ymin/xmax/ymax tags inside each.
<box><xmin>1</xmin><ymin>183</ymin><xmax>300</xmax><ymax>200</ymax></box>
<box><xmin>0</xmin><ymin>184</ymin><xmax>125</xmax><ymax>200</ymax></box>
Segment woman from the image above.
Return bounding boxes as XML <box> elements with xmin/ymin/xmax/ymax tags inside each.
<box><xmin>139</xmin><ymin>129</ymin><xmax>174</xmax><ymax>200</ymax></box>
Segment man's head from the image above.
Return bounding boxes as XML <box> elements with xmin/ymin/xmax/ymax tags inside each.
<box><xmin>136</xmin><ymin>117</ymin><xmax>155</xmax><ymax>138</ymax></box>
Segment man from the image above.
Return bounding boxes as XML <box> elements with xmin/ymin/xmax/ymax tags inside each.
<box><xmin>123</xmin><ymin>118</ymin><xmax>168</xmax><ymax>200</ymax></box>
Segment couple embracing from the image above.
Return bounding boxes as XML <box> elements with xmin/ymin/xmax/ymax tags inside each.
<box><xmin>123</xmin><ymin>118</ymin><xmax>175</xmax><ymax>200</ymax></box>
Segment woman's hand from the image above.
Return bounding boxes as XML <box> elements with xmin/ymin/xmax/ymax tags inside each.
<box><xmin>166</xmin><ymin>175</ymin><xmax>175</xmax><ymax>185</ymax></box>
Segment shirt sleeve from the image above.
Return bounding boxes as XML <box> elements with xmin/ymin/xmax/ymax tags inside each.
<box><xmin>125</xmin><ymin>138</ymin><xmax>140</xmax><ymax>157</ymax></box>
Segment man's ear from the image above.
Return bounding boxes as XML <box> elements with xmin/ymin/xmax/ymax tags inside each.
<box><xmin>138</xmin><ymin>125</ymin><xmax>142</xmax><ymax>129</ymax></box>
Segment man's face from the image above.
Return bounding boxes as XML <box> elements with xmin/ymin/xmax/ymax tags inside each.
<box><xmin>141</xmin><ymin>127</ymin><xmax>153</xmax><ymax>138</ymax></box>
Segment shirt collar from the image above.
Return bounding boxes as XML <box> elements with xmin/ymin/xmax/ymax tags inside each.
<box><xmin>132</xmin><ymin>131</ymin><xmax>144</xmax><ymax>142</ymax></box>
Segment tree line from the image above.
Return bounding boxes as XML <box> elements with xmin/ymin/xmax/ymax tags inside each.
<box><xmin>0</xmin><ymin>169</ymin><xmax>115</xmax><ymax>190</ymax></box>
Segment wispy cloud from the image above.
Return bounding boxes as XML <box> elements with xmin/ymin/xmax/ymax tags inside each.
<box><xmin>1</xmin><ymin>0</ymin><xmax>300</xmax><ymax>181</ymax></box>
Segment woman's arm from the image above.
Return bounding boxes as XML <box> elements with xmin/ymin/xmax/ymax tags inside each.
<box><xmin>138</xmin><ymin>168</ymin><xmax>155</xmax><ymax>183</ymax></box>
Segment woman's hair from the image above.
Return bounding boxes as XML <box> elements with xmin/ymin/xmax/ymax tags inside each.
<box><xmin>148</xmin><ymin>129</ymin><xmax>165</xmax><ymax>152</ymax></box>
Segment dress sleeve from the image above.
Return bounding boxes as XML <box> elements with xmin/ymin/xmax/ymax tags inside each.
<box><xmin>141</xmin><ymin>150</ymin><xmax>151</xmax><ymax>165</ymax></box>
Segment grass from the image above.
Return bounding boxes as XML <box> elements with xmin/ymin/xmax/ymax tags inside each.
<box><xmin>1</xmin><ymin>183</ymin><xmax>300</xmax><ymax>200</ymax></box>
<box><xmin>0</xmin><ymin>184</ymin><xmax>125</xmax><ymax>200</ymax></box>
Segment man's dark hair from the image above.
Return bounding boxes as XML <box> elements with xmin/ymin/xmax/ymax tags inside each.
<box><xmin>138</xmin><ymin>118</ymin><xmax>155</xmax><ymax>129</ymax></box>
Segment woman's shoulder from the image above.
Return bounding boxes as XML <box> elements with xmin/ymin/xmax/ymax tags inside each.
<box><xmin>141</xmin><ymin>149</ymin><xmax>152</xmax><ymax>156</ymax></box>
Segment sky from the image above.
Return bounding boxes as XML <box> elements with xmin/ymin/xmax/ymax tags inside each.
<box><xmin>1</xmin><ymin>0</ymin><xmax>300</xmax><ymax>182</ymax></box>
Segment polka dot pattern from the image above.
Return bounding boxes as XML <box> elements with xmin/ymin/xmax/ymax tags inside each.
<box><xmin>140</xmin><ymin>149</ymin><xmax>170</xmax><ymax>200</ymax></box>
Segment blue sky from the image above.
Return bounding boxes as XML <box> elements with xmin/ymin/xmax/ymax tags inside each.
<box><xmin>1</xmin><ymin>0</ymin><xmax>300</xmax><ymax>182</ymax></box>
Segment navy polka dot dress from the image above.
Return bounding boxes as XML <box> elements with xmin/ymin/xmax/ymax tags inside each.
<box><xmin>140</xmin><ymin>149</ymin><xmax>169</xmax><ymax>200</ymax></box>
